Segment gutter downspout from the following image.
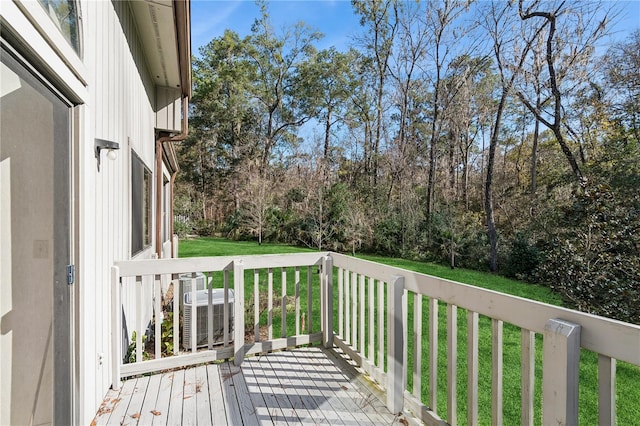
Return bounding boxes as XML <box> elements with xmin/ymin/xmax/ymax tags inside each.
<box><xmin>169</xmin><ymin>170</ymin><xmax>178</xmax><ymax>257</ymax></box>
<box><xmin>156</xmin><ymin>96</ymin><xmax>188</xmax><ymax>258</ymax></box>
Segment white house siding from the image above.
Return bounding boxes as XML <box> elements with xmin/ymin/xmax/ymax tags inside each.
<box><xmin>78</xmin><ymin>1</ymin><xmax>160</xmax><ymax>423</ymax></box>
<box><xmin>1</xmin><ymin>0</ymin><xmax>183</xmax><ymax>423</ymax></box>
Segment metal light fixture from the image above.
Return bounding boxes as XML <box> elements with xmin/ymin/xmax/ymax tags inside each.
<box><xmin>95</xmin><ymin>138</ymin><xmax>120</xmax><ymax>171</ymax></box>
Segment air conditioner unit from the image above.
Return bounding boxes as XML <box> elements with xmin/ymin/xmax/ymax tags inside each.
<box><xmin>177</xmin><ymin>272</ymin><xmax>206</xmax><ymax>312</ymax></box>
<box><xmin>183</xmin><ymin>288</ymin><xmax>234</xmax><ymax>349</ymax></box>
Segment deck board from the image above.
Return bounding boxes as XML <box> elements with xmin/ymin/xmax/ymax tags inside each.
<box><xmin>206</xmin><ymin>363</ymin><xmax>229</xmax><ymax>425</ymax></box>
<box><xmin>94</xmin><ymin>346</ymin><xmax>407</xmax><ymax>425</ymax></box>
<box><xmin>151</xmin><ymin>372</ymin><xmax>174</xmax><ymax>425</ymax></box>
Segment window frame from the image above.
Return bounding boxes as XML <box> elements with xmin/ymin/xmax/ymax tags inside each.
<box><xmin>131</xmin><ymin>150</ymin><xmax>152</xmax><ymax>256</ymax></box>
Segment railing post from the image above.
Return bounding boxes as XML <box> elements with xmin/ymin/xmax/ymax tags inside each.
<box><xmin>543</xmin><ymin>318</ymin><xmax>581</xmax><ymax>426</ymax></box>
<box><xmin>111</xmin><ymin>266</ymin><xmax>121</xmax><ymax>390</ymax></box>
<box><xmin>387</xmin><ymin>275</ymin><xmax>405</xmax><ymax>414</ymax></box>
<box><xmin>323</xmin><ymin>254</ymin><xmax>333</xmax><ymax>348</ymax></box>
<box><xmin>234</xmin><ymin>260</ymin><xmax>245</xmax><ymax>366</ymax></box>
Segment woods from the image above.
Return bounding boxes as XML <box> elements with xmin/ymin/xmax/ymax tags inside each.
<box><xmin>176</xmin><ymin>0</ymin><xmax>639</xmax><ymax>324</ymax></box>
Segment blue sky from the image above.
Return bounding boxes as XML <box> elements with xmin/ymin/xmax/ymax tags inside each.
<box><xmin>191</xmin><ymin>0</ymin><xmax>640</xmax><ymax>57</ymax></box>
<box><xmin>191</xmin><ymin>0</ymin><xmax>362</xmax><ymax>55</ymax></box>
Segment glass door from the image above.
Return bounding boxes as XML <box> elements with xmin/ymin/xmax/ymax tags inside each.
<box><xmin>0</xmin><ymin>44</ymin><xmax>72</xmax><ymax>426</ymax></box>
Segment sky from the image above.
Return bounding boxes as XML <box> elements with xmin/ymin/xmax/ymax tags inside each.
<box><xmin>191</xmin><ymin>0</ymin><xmax>362</xmax><ymax>55</ymax></box>
<box><xmin>190</xmin><ymin>0</ymin><xmax>640</xmax><ymax>57</ymax></box>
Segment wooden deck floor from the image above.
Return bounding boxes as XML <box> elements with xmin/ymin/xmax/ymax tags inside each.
<box><xmin>94</xmin><ymin>346</ymin><xmax>411</xmax><ymax>425</ymax></box>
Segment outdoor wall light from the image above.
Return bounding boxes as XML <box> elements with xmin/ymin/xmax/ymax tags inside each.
<box><xmin>95</xmin><ymin>138</ymin><xmax>120</xmax><ymax>170</ymax></box>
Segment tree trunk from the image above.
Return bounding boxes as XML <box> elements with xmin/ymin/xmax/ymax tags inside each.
<box><xmin>531</xmin><ymin>118</ymin><xmax>539</xmax><ymax>193</ymax></box>
<box><xmin>485</xmin><ymin>88</ymin><xmax>508</xmax><ymax>273</ymax></box>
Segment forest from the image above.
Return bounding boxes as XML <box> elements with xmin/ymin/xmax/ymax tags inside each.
<box><xmin>175</xmin><ymin>0</ymin><xmax>640</xmax><ymax>324</ymax></box>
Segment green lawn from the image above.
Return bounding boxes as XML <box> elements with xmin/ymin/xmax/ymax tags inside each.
<box><xmin>179</xmin><ymin>237</ymin><xmax>639</xmax><ymax>425</ymax></box>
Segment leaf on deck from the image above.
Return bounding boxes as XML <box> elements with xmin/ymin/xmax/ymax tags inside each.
<box><xmin>130</xmin><ymin>412</ymin><xmax>141</xmax><ymax>419</ymax></box>
<box><xmin>151</xmin><ymin>409</ymin><xmax>162</xmax><ymax>416</ymax></box>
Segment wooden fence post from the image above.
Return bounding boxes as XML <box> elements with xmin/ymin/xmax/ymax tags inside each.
<box><xmin>234</xmin><ymin>260</ymin><xmax>245</xmax><ymax>366</ymax></box>
<box><xmin>543</xmin><ymin>318</ymin><xmax>581</xmax><ymax>426</ymax></box>
<box><xmin>323</xmin><ymin>254</ymin><xmax>333</xmax><ymax>348</ymax></box>
<box><xmin>387</xmin><ymin>275</ymin><xmax>405</xmax><ymax>414</ymax></box>
<box><xmin>111</xmin><ymin>266</ymin><xmax>121</xmax><ymax>390</ymax></box>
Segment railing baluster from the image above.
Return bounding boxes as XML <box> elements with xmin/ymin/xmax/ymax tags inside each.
<box><xmin>295</xmin><ymin>267</ymin><xmax>300</xmax><ymax>336</ymax></box>
<box><xmin>468</xmin><ymin>311</ymin><xmax>479</xmax><ymax>426</ymax></box>
<box><xmin>378</xmin><ymin>279</ymin><xmax>384</xmax><ymax>369</ymax></box>
<box><xmin>492</xmin><ymin>319</ymin><xmax>503</xmax><ymax>426</ymax></box>
<box><xmin>154</xmin><ymin>274</ymin><xmax>161</xmax><ymax>359</ymax></box>
<box><xmin>413</xmin><ymin>293</ymin><xmax>423</xmax><ymax>398</ymax></box>
<box><xmin>223</xmin><ymin>269</ymin><xmax>230</xmax><ymax>347</ymax></box>
<box><xmin>521</xmin><ymin>329</ymin><xmax>535</xmax><ymax>426</ymax></box>
<box><xmin>268</xmin><ymin>268</ymin><xmax>273</xmax><ymax>340</ymax></box>
<box><xmin>359</xmin><ymin>274</ymin><xmax>365</xmax><ymax>355</ymax></box>
<box><xmin>368</xmin><ymin>276</ymin><xmax>375</xmax><ymax>361</ymax></box>
<box><xmin>403</xmin><ymin>288</ymin><xmax>408</xmax><ymax>387</ymax></box>
<box><xmin>429</xmin><ymin>298</ymin><xmax>438</xmax><ymax>412</ymax></box>
<box><xmin>207</xmin><ymin>273</ymin><xmax>213</xmax><ymax>350</ymax></box>
<box><xmin>352</xmin><ymin>271</ymin><xmax>357</xmax><ymax>349</ymax></box>
<box><xmin>173</xmin><ymin>278</ymin><xmax>179</xmax><ymax>356</ymax></box>
<box><xmin>254</xmin><ymin>269</ymin><xmax>260</xmax><ymax>342</ymax></box>
<box><xmin>282</xmin><ymin>267</ymin><xmax>287</xmax><ymax>338</ymax></box>
<box><xmin>137</xmin><ymin>276</ymin><xmax>143</xmax><ymax>361</ymax></box>
<box><xmin>338</xmin><ymin>267</ymin><xmax>344</xmax><ymax>338</ymax></box>
<box><xmin>307</xmin><ymin>265</ymin><xmax>312</xmax><ymax>334</ymax></box>
<box><xmin>447</xmin><ymin>304</ymin><xmax>458</xmax><ymax>426</ymax></box>
<box><xmin>234</xmin><ymin>260</ymin><xmax>245</xmax><ymax>366</ymax></box>
<box><xmin>190</xmin><ymin>274</ymin><xmax>197</xmax><ymax>353</ymax></box>
<box><xmin>598</xmin><ymin>354</ymin><xmax>616</xmax><ymax>426</ymax></box>
<box><xmin>345</xmin><ymin>269</ymin><xmax>350</xmax><ymax>343</ymax></box>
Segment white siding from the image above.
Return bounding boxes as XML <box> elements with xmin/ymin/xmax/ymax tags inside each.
<box><xmin>78</xmin><ymin>2</ymin><xmax>158</xmax><ymax>423</ymax></box>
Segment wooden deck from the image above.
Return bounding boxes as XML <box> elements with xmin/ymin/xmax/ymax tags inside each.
<box><xmin>94</xmin><ymin>346</ymin><xmax>411</xmax><ymax>425</ymax></box>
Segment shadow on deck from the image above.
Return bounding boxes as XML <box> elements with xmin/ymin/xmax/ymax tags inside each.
<box><xmin>94</xmin><ymin>346</ymin><xmax>412</xmax><ymax>425</ymax></box>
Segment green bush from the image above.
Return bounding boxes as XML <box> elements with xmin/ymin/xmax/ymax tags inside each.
<box><xmin>504</xmin><ymin>234</ymin><xmax>540</xmax><ymax>279</ymax></box>
<box><xmin>533</xmin><ymin>185</ymin><xmax>640</xmax><ymax>324</ymax></box>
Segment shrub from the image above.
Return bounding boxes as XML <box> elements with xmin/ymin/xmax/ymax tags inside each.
<box><xmin>504</xmin><ymin>234</ymin><xmax>540</xmax><ymax>279</ymax></box>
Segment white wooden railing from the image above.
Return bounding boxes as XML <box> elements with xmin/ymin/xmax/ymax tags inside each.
<box><xmin>111</xmin><ymin>252</ymin><xmax>640</xmax><ymax>425</ymax></box>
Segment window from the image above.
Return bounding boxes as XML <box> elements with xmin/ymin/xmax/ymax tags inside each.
<box><xmin>37</xmin><ymin>0</ymin><xmax>81</xmax><ymax>55</ymax></box>
<box><xmin>131</xmin><ymin>151</ymin><xmax>152</xmax><ymax>255</ymax></box>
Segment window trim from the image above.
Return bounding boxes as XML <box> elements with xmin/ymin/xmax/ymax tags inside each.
<box><xmin>12</xmin><ymin>0</ymin><xmax>86</xmax><ymax>84</ymax></box>
<box><xmin>131</xmin><ymin>150</ymin><xmax>152</xmax><ymax>256</ymax></box>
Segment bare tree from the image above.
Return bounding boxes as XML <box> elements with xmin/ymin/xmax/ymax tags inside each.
<box><xmin>516</xmin><ymin>0</ymin><xmax>615</xmax><ymax>186</ymax></box>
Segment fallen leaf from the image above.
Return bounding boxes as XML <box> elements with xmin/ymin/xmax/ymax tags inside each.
<box><xmin>341</xmin><ymin>385</ymin><xmax>348</xmax><ymax>391</ymax></box>
<box><xmin>90</xmin><ymin>420</ymin><xmax>97</xmax><ymax>426</ymax></box>
<box><xmin>183</xmin><ymin>395</ymin><xmax>193</xmax><ymax>400</ymax></box>
<box><xmin>130</xmin><ymin>413</ymin><xmax>140</xmax><ymax>419</ymax></box>
<box><xmin>399</xmin><ymin>417</ymin><xmax>409</xmax><ymax>426</ymax></box>
<box><xmin>151</xmin><ymin>410</ymin><xmax>161</xmax><ymax>416</ymax></box>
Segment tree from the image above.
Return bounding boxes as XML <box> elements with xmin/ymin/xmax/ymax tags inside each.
<box><xmin>352</xmin><ymin>0</ymin><xmax>398</xmax><ymax>187</ymax></box>
<box><xmin>248</xmin><ymin>1</ymin><xmax>322</xmax><ymax>173</ymax></box>
<box><xmin>482</xmin><ymin>1</ymin><xmax>545</xmax><ymax>271</ymax></box>
<box><xmin>604</xmin><ymin>30</ymin><xmax>640</xmax><ymax>145</ymax></box>
<box><xmin>298</xmin><ymin>47</ymin><xmax>357</xmax><ymax>175</ymax></box>
<box><xmin>516</xmin><ymin>0</ymin><xmax>615</xmax><ymax>186</ymax></box>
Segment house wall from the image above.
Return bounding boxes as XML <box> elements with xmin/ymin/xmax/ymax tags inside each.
<box><xmin>78</xmin><ymin>1</ymin><xmax>159</xmax><ymax>423</ymax></box>
<box><xmin>1</xmin><ymin>1</ymin><xmax>179</xmax><ymax>424</ymax></box>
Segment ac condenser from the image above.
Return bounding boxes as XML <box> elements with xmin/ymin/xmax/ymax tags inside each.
<box><xmin>182</xmin><ymin>288</ymin><xmax>234</xmax><ymax>349</ymax></box>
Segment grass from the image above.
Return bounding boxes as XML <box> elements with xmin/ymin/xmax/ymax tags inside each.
<box><xmin>179</xmin><ymin>237</ymin><xmax>640</xmax><ymax>425</ymax></box>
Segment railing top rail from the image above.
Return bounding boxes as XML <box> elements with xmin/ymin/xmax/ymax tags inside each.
<box><xmin>114</xmin><ymin>252</ymin><xmax>328</xmax><ymax>277</ymax></box>
<box><xmin>331</xmin><ymin>253</ymin><xmax>640</xmax><ymax>365</ymax></box>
